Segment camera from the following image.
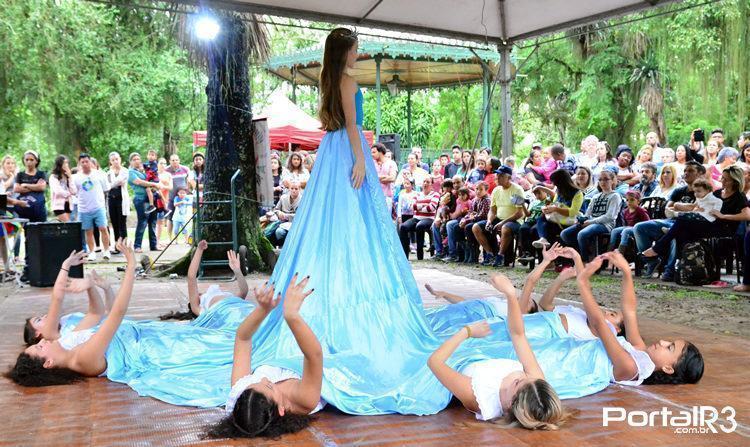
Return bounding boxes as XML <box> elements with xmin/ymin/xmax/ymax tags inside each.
<box><xmin>693</xmin><ymin>128</ymin><xmax>705</xmax><ymax>142</ymax></box>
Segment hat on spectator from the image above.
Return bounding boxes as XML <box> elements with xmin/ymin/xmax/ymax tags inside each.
<box><xmin>532</xmin><ymin>142</ymin><xmax>542</xmax><ymax>149</ymax></box>
<box><xmin>494</xmin><ymin>165</ymin><xmax>514</xmax><ymax>177</ymax></box>
<box><xmin>615</xmin><ymin>144</ymin><xmax>635</xmax><ymax>165</ymax></box>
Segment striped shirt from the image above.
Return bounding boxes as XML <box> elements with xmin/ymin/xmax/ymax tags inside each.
<box><xmin>414</xmin><ymin>191</ymin><xmax>440</xmax><ymax>219</ymax></box>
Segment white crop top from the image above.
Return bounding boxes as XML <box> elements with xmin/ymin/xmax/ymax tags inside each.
<box><xmin>609</xmin><ymin>338</ymin><xmax>656</xmax><ymax>386</ymax></box>
<box><xmin>199</xmin><ymin>284</ymin><xmax>231</xmax><ymax>312</ymax></box>
<box><xmin>554</xmin><ymin>305</ymin><xmax>616</xmax><ymax>340</ymax></box>
<box><xmin>482</xmin><ymin>296</ymin><xmax>508</xmax><ymax>317</ymax></box>
<box><xmin>461</xmin><ymin>359</ymin><xmax>524</xmax><ymax>421</ymax></box>
<box><xmin>58</xmin><ymin>327</ymin><xmax>96</xmax><ymax>351</ymax></box>
<box><xmin>226</xmin><ymin>365</ymin><xmax>326</xmax><ymax>414</ymax></box>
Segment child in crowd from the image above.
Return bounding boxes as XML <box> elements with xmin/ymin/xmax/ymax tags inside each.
<box><xmin>172</xmin><ymin>187</ymin><xmax>193</xmax><ymax>244</ymax></box>
<box><xmin>674</xmin><ymin>179</ymin><xmax>722</xmax><ymax>223</ymax></box>
<box><xmin>461</xmin><ymin>181</ymin><xmax>491</xmax><ymax>263</ymax></box>
<box><xmin>438</xmin><ymin>187</ymin><xmax>473</xmax><ymax>262</ymax></box>
<box><xmin>396</xmin><ymin>178</ymin><xmax>418</xmax><ymax>224</ymax></box>
<box><xmin>143</xmin><ymin>149</ymin><xmax>160</xmax><ymax>215</ymax></box>
<box><xmin>466</xmin><ymin>158</ymin><xmax>488</xmax><ymax>185</ymax></box>
<box><xmin>610</xmin><ymin>190</ymin><xmax>650</xmax><ymax>255</ymax></box>
<box><xmin>432</xmin><ymin>180</ymin><xmax>457</xmax><ymax>258</ymax></box>
<box><xmin>518</xmin><ymin>186</ymin><xmax>552</xmax><ymax>261</ymax></box>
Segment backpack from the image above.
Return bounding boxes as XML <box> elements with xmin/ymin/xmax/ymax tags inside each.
<box><xmin>676</xmin><ymin>240</ymin><xmax>718</xmax><ymax>286</ymax></box>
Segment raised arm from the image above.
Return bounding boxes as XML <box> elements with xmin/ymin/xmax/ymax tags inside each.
<box><xmin>602</xmin><ymin>251</ymin><xmax>646</xmax><ymax>350</ymax></box>
<box><xmin>490</xmin><ymin>274</ymin><xmax>544</xmax><ymax>379</ymax></box>
<box><xmin>519</xmin><ymin>243</ymin><xmax>560</xmax><ymax>313</ymax></box>
<box><xmin>230</xmin><ymin>282</ymin><xmax>278</xmax><ymax>386</ymax></box>
<box><xmin>72</xmin><ymin>240</ymin><xmax>136</xmax><ymax>376</ymax></box>
<box><xmin>425</xmin><ymin>283</ymin><xmax>466</xmax><ymax>304</ymax></box>
<box><xmin>427</xmin><ymin>320</ymin><xmax>491</xmax><ymax>412</ymax></box>
<box><xmin>41</xmin><ymin>250</ymin><xmax>88</xmax><ymax>341</ymax></box>
<box><xmin>186</xmin><ymin>240</ymin><xmax>208</xmax><ymax>315</ymax></box>
<box><xmin>576</xmin><ymin>257</ymin><xmax>637</xmax><ymax>381</ymax></box>
<box><xmin>227</xmin><ymin>250</ymin><xmax>248</xmax><ymax>299</ymax></box>
<box><xmin>283</xmin><ymin>275</ymin><xmax>323</xmax><ymax>413</ymax></box>
<box><xmin>538</xmin><ymin>267</ymin><xmax>577</xmax><ymax>312</ymax></box>
<box><xmin>90</xmin><ymin>269</ymin><xmax>115</xmax><ymax>312</ymax></box>
<box><xmin>68</xmin><ymin>278</ymin><xmax>106</xmax><ymax>331</ymax></box>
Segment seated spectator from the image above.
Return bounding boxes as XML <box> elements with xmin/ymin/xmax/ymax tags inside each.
<box><xmin>541</xmin><ymin>144</ymin><xmax>576</xmax><ymax>180</ymax></box>
<box><xmin>591</xmin><ymin>141</ymin><xmax>615</xmax><ymax>183</ymax></box>
<box><xmin>709</xmin><ymin>147</ymin><xmax>739</xmax><ymax>189</ymax></box>
<box><xmin>642</xmin><ymin>165</ymin><xmax>749</xmax><ymax>274</ymax></box>
<box><xmin>396</xmin><ymin>153</ymin><xmax>429</xmax><ymax>191</ymax></box>
<box><xmin>461</xmin><ymin>181</ymin><xmax>491</xmax><ymax>263</ymax></box>
<box><xmin>532</xmin><ymin>169</ymin><xmax>584</xmax><ymax>249</ymax></box>
<box><xmin>737</xmin><ymin>131</ymin><xmax>750</xmax><ymax>166</ymax></box>
<box><xmin>670</xmin><ymin>144</ymin><xmax>691</xmax><ymax>179</ymax></box>
<box><xmin>575</xmin><ymin>135</ymin><xmax>600</xmax><ymax>169</ymax></box>
<box><xmin>668</xmin><ymin>179</ymin><xmax>722</xmax><ymax>223</ymax></box>
<box><xmin>614</xmin><ymin>145</ymin><xmax>638</xmax><ymax>194</ymax></box>
<box><xmin>523</xmin><ymin>148</ymin><xmax>546</xmax><ymax>185</ymax></box>
<box><xmin>483</xmin><ymin>157</ymin><xmax>501</xmax><ymax>193</ymax></box>
<box><xmin>432</xmin><ymin>180</ymin><xmax>456</xmax><ymax>258</ymax></box>
<box><xmin>653</xmin><ymin>164</ymin><xmax>678</xmax><ymax>199</ymax></box>
<box><xmin>399</xmin><ymin>177</ymin><xmax>439</xmax><ymax>260</ymax></box>
<box><xmin>660</xmin><ymin>147</ymin><xmax>676</xmax><ymax>164</ymax></box>
<box><xmin>574</xmin><ymin>166</ymin><xmax>597</xmax><ymax>202</ymax></box>
<box><xmin>264</xmin><ymin>182</ymin><xmax>302</xmax><ymax>248</ymax></box>
<box><xmin>270</xmin><ymin>155</ymin><xmax>284</xmax><ymax>206</ymax></box>
<box><xmin>281</xmin><ymin>152</ymin><xmax>310</xmax><ymax>191</ymax></box>
<box><xmin>560</xmin><ymin>170</ymin><xmax>621</xmax><ymax>262</ymax></box>
<box><xmin>633</xmin><ymin>145</ymin><xmax>653</xmax><ymax>172</ymax></box>
<box><xmin>632</xmin><ymin>162</ymin><xmax>659</xmax><ymax>198</ymax></box>
<box><xmin>304</xmin><ymin>153</ymin><xmax>316</xmax><ymax>173</ymax></box>
<box><xmin>703</xmin><ymin>139</ymin><xmax>721</xmax><ymax>166</ymax></box>
<box><xmin>466</xmin><ymin>157</ymin><xmax>488</xmax><ymax>185</ymax></box>
<box><xmin>472</xmin><ymin>166</ymin><xmax>524</xmax><ymax>267</ymax></box>
<box><xmin>518</xmin><ymin>185</ymin><xmax>552</xmax><ymax>262</ymax></box>
<box><xmin>439</xmin><ymin>187</ymin><xmax>472</xmax><ymax>262</ymax></box>
<box><xmin>396</xmin><ymin>177</ymin><xmax>418</xmax><ymax>225</ymax></box>
<box><xmin>171</xmin><ymin>187</ymin><xmax>193</xmax><ymax>244</ymax></box>
<box><xmin>609</xmin><ymin>190</ymin><xmax>650</xmax><ymax>254</ymax></box>
<box><xmin>456</xmin><ymin>150</ymin><xmax>475</xmax><ymax>180</ymax></box>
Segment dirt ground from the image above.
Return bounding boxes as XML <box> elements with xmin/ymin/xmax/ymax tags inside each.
<box><xmin>411</xmin><ymin>259</ymin><xmax>750</xmax><ymax>340</ymax></box>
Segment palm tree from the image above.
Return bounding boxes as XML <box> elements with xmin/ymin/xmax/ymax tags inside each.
<box><xmin>630</xmin><ymin>52</ymin><xmax>667</xmax><ymax>144</ymax></box>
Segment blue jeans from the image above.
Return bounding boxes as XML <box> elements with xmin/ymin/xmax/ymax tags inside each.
<box><xmin>560</xmin><ymin>223</ymin><xmax>610</xmax><ymax>262</ymax></box>
<box><xmin>446</xmin><ymin>220</ymin><xmax>465</xmax><ymax>257</ymax></box>
<box><xmin>134</xmin><ymin>196</ymin><xmax>157</xmax><ymax>250</ymax></box>
<box><xmin>431</xmin><ymin>223</ymin><xmax>446</xmax><ymax>256</ymax></box>
<box><xmin>536</xmin><ymin>215</ymin><xmax>564</xmax><ymax>242</ymax></box>
<box><xmin>609</xmin><ymin>226</ymin><xmax>635</xmax><ymax>250</ymax></box>
<box><xmin>633</xmin><ymin>219</ymin><xmax>676</xmax><ymax>273</ymax></box>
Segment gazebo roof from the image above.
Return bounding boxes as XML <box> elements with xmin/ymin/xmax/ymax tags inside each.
<box><xmin>266</xmin><ymin>40</ymin><xmax>503</xmax><ymax>89</ymax></box>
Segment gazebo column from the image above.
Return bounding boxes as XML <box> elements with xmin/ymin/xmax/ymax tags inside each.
<box><xmin>375</xmin><ymin>56</ymin><xmax>382</xmax><ymax>138</ymax></box>
<box><xmin>406</xmin><ymin>88</ymin><xmax>412</xmax><ymax>148</ymax></box>
<box><xmin>291</xmin><ymin>66</ymin><xmax>297</xmax><ymax>103</ymax></box>
<box><xmin>482</xmin><ymin>65</ymin><xmax>490</xmax><ymax>149</ymax></box>
<box><xmin>499</xmin><ymin>45</ymin><xmax>513</xmax><ymax>159</ymax></box>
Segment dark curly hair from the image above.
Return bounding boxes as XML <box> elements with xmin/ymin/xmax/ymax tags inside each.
<box><xmin>5</xmin><ymin>353</ymin><xmax>85</xmax><ymax>387</ymax></box>
<box><xmin>643</xmin><ymin>342</ymin><xmax>704</xmax><ymax>385</ymax></box>
<box><xmin>205</xmin><ymin>389</ymin><xmax>312</xmax><ymax>439</ymax></box>
<box><xmin>23</xmin><ymin>319</ymin><xmax>42</xmax><ymax>346</ymax></box>
<box><xmin>158</xmin><ymin>308</ymin><xmax>198</xmax><ymax>321</ymax></box>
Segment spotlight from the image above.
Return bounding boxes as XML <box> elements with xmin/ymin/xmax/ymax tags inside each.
<box><xmin>195</xmin><ymin>15</ymin><xmax>220</xmax><ymax>41</ymax></box>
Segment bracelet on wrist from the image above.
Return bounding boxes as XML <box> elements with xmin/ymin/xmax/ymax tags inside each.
<box><xmin>464</xmin><ymin>325</ymin><xmax>472</xmax><ymax>338</ymax></box>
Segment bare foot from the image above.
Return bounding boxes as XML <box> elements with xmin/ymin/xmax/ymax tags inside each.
<box><xmin>425</xmin><ymin>283</ymin><xmax>438</xmax><ymax>297</ymax></box>
<box><xmin>732</xmin><ymin>284</ymin><xmax>750</xmax><ymax>292</ymax></box>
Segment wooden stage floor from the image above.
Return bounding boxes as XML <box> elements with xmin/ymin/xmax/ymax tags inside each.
<box><xmin>1</xmin><ymin>269</ymin><xmax>748</xmax><ymax>446</ymax></box>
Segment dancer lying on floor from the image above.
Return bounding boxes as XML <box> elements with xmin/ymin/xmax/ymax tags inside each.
<box><xmin>160</xmin><ymin>239</ymin><xmax>249</xmax><ymax>321</ymax></box>
<box><xmin>576</xmin><ymin>251</ymin><xmax>704</xmax><ymax>385</ymax></box>
<box><xmin>207</xmin><ymin>274</ymin><xmax>323</xmax><ymax>439</ymax></box>
<box><xmin>23</xmin><ymin>251</ymin><xmax>116</xmax><ymax>345</ymax></box>
<box><xmin>7</xmin><ymin>239</ymin><xmax>137</xmax><ymax>386</ymax></box>
<box><xmin>424</xmin><ymin>243</ymin><xmax>625</xmax><ymax>340</ymax></box>
<box><xmin>428</xmin><ymin>273</ymin><xmax>570</xmax><ymax>430</ymax></box>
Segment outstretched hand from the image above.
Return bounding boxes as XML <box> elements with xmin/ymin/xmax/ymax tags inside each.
<box><xmin>89</xmin><ymin>269</ymin><xmax>110</xmax><ymax>290</ymax></box>
<box><xmin>490</xmin><ymin>273</ymin><xmax>516</xmax><ymax>296</ymax></box>
<box><xmin>602</xmin><ymin>250</ymin><xmax>629</xmax><ymax>270</ymax></box>
<box><xmin>466</xmin><ymin>320</ymin><xmax>492</xmax><ymax>338</ymax></box>
<box><xmin>65</xmin><ymin>277</ymin><xmax>92</xmax><ymax>294</ymax></box>
<box><xmin>541</xmin><ymin>242</ymin><xmax>562</xmax><ymax>263</ymax></box>
<box><xmin>253</xmin><ymin>282</ymin><xmax>279</xmax><ymax>313</ymax></box>
<box><xmin>197</xmin><ymin>240</ymin><xmax>208</xmax><ymax>251</ymax></box>
<box><xmin>580</xmin><ymin>256</ymin><xmax>604</xmax><ymax>279</ymax></box>
<box><xmin>63</xmin><ymin>250</ymin><xmax>88</xmax><ymax>269</ymax></box>
<box><xmin>283</xmin><ymin>273</ymin><xmax>314</xmax><ymax>318</ymax></box>
<box><xmin>558</xmin><ymin>266</ymin><xmax>577</xmax><ymax>282</ymax></box>
<box><xmin>116</xmin><ymin>238</ymin><xmax>135</xmax><ymax>265</ymax></box>
<box><xmin>227</xmin><ymin>250</ymin><xmax>242</xmax><ymax>273</ymax></box>
<box><xmin>351</xmin><ymin>159</ymin><xmax>365</xmax><ymax>189</ymax></box>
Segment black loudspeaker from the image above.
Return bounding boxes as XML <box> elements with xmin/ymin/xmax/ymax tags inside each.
<box><xmin>378</xmin><ymin>133</ymin><xmax>401</xmax><ymax>164</ymax></box>
<box><xmin>25</xmin><ymin>222</ymin><xmax>84</xmax><ymax>287</ymax></box>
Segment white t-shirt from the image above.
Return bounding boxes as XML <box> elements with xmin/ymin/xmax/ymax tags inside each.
<box><xmin>554</xmin><ymin>305</ymin><xmax>617</xmax><ymax>341</ymax></box>
<box><xmin>73</xmin><ymin>170</ymin><xmax>110</xmax><ymax>213</ymax></box>
<box><xmin>690</xmin><ymin>193</ymin><xmax>723</xmax><ymax>222</ymax></box>
<box><xmin>609</xmin><ymin>338</ymin><xmax>656</xmax><ymax>386</ymax></box>
<box><xmin>226</xmin><ymin>365</ymin><xmax>326</xmax><ymax>414</ymax></box>
<box><xmin>58</xmin><ymin>327</ymin><xmax>96</xmax><ymax>351</ymax></box>
<box><xmin>461</xmin><ymin>359</ymin><xmax>524</xmax><ymax>421</ymax></box>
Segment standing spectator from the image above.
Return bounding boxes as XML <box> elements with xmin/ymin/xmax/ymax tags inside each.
<box><xmin>688</xmin><ymin>129</ymin><xmax>706</xmax><ymax>163</ymax></box>
<box><xmin>670</xmin><ymin>144</ymin><xmax>691</xmax><ymax>179</ymax></box>
<box><xmin>72</xmin><ymin>153</ymin><xmax>111</xmax><ymax>261</ymax></box>
<box><xmin>710</xmin><ymin>128</ymin><xmax>725</xmax><ymax>147</ymax></box>
<box><xmin>268</xmin><ymin>182</ymin><xmax>302</xmax><ymax>247</ymax></box>
<box><xmin>609</xmin><ymin>190</ymin><xmax>650</xmax><ymax>253</ymax></box>
<box><xmin>483</xmin><ymin>157</ymin><xmax>501</xmax><ymax>193</ymax></box>
<box><xmin>444</xmin><ymin>145</ymin><xmax>462</xmax><ymax>179</ymax></box>
<box><xmin>189</xmin><ymin>152</ymin><xmax>205</xmax><ymax>202</ymax></box>
<box><xmin>472</xmin><ymin>165</ymin><xmax>524</xmax><ymax>267</ymax></box>
<box><xmin>560</xmin><ymin>170</ymin><xmax>621</xmax><ymax>262</ymax></box>
<box><xmin>395</xmin><ymin>153</ymin><xmax>429</xmax><ymax>190</ymax></box>
<box><xmin>171</xmin><ymin>188</ymin><xmax>193</xmax><ymax>244</ymax></box>
<box><xmin>399</xmin><ymin>177</ymin><xmax>439</xmax><ymax>260</ymax></box>
<box><xmin>371</xmin><ymin>143</ymin><xmax>398</xmax><ymax>210</ymax></box>
<box><xmin>591</xmin><ymin>141</ymin><xmax>615</xmax><ymax>182</ymax></box>
<box><xmin>107</xmin><ymin>152</ymin><xmax>130</xmax><ymax>249</ymax></box>
<box><xmin>14</xmin><ymin>150</ymin><xmax>47</xmax><ymax>223</ymax></box>
<box><xmin>156</xmin><ymin>158</ymin><xmax>173</xmax><ymax>249</ymax></box>
<box><xmin>709</xmin><ymin>148</ymin><xmax>739</xmax><ymax>189</ymax></box>
<box><xmin>703</xmin><ymin>139</ymin><xmax>720</xmax><ymax>166</ymax></box>
<box><xmin>401</xmin><ymin>147</ymin><xmax>429</xmax><ymax>171</ymax></box>
<box><xmin>1</xmin><ymin>155</ymin><xmax>23</xmax><ymax>262</ymax></box>
<box><xmin>632</xmin><ymin>162</ymin><xmax>659</xmax><ymax>198</ymax></box>
<box><xmin>0</xmin><ymin>155</ymin><xmax>17</xmax><ymax>194</ymax></box>
<box><xmin>270</xmin><ymin>156</ymin><xmax>284</xmax><ymax>205</ymax></box>
<box><xmin>478</xmin><ymin>147</ymin><xmax>491</xmax><ymax>162</ymax></box>
<box><xmin>438</xmin><ymin>153</ymin><xmax>450</xmax><ymax>175</ymax></box>
<box><xmin>49</xmin><ymin>155</ymin><xmax>76</xmax><ymax>222</ymax></box>
<box><xmin>281</xmin><ymin>152</ymin><xmax>310</xmax><ymax>191</ymax></box>
<box><xmin>654</xmin><ymin>164</ymin><xmax>678</xmax><ymax>199</ymax></box>
<box><xmin>456</xmin><ymin>150</ymin><xmax>475</xmax><ymax>180</ymax></box>
<box><xmin>575</xmin><ymin>135</ymin><xmax>599</xmax><ymax>169</ymax></box>
<box><xmin>429</xmin><ymin>160</ymin><xmax>444</xmax><ymax>194</ymax></box>
<box><xmin>396</xmin><ymin>177</ymin><xmax>418</xmax><ymax>225</ymax></box>
<box><xmin>143</xmin><ymin>149</ymin><xmax>160</xmax><ymax>214</ymax></box>
<box><xmin>128</xmin><ymin>153</ymin><xmax>160</xmax><ymax>253</ymax></box>
<box><xmin>303</xmin><ymin>153</ymin><xmax>316</xmax><ymax>173</ymax></box>
<box><xmin>532</xmin><ymin>169</ymin><xmax>585</xmax><ymax>249</ymax></box>
<box><xmin>737</xmin><ymin>131</ymin><xmax>750</xmax><ymax>165</ymax></box>
<box><xmin>166</xmin><ymin>154</ymin><xmax>191</xmax><ymax>237</ymax></box>
<box><xmin>461</xmin><ymin>181</ymin><xmax>491</xmax><ymax>263</ymax></box>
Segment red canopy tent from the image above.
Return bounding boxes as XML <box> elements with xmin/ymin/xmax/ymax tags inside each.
<box><xmin>193</xmin><ymin>91</ymin><xmax>374</xmax><ymax>151</ymax></box>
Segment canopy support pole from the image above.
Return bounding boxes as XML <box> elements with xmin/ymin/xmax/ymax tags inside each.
<box><xmin>406</xmin><ymin>88</ymin><xmax>412</xmax><ymax>148</ymax></box>
<box><xmin>375</xmin><ymin>56</ymin><xmax>382</xmax><ymax>138</ymax></box>
<box><xmin>499</xmin><ymin>44</ymin><xmax>513</xmax><ymax>159</ymax></box>
<box><xmin>291</xmin><ymin>66</ymin><xmax>297</xmax><ymax>103</ymax></box>
<box><xmin>482</xmin><ymin>66</ymin><xmax>490</xmax><ymax>148</ymax></box>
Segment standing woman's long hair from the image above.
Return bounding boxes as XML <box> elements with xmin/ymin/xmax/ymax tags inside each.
<box><xmin>319</xmin><ymin>28</ymin><xmax>358</xmax><ymax>131</ymax></box>
<box><xmin>52</xmin><ymin>155</ymin><xmax>69</xmax><ymax>184</ymax></box>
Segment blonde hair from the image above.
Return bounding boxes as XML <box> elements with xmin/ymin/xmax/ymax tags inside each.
<box><xmin>1</xmin><ymin>155</ymin><xmax>17</xmax><ymax>176</ymax></box>
<box><xmin>659</xmin><ymin>165</ymin><xmax>677</xmax><ymax>189</ymax></box>
<box><xmin>509</xmin><ymin>379</ymin><xmax>571</xmax><ymax>430</ymax></box>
